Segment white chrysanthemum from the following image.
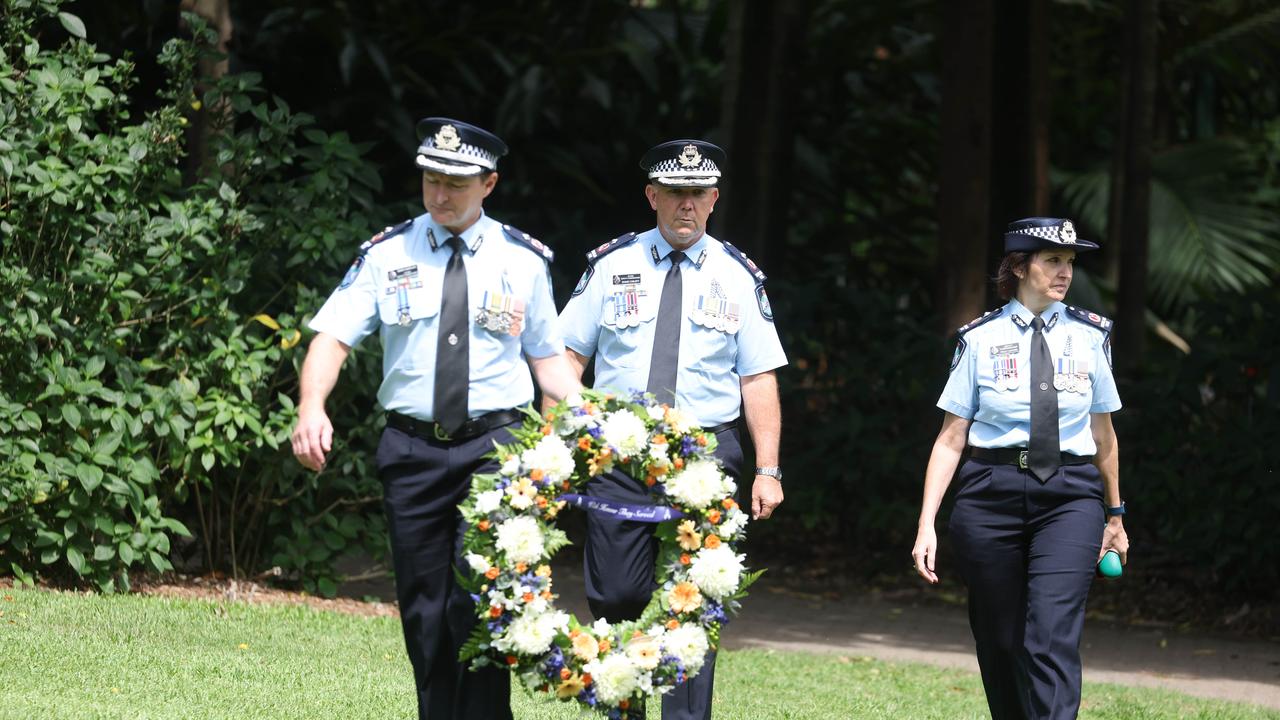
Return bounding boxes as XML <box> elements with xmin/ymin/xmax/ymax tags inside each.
<box><xmin>583</xmin><ymin>652</ymin><xmax>642</xmax><ymax>705</ymax></box>
<box><xmin>666</xmin><ymin>460</ymin><xmax>730</xmax><ymax>509</ymax></box>
<box><xmin>464</xmin><ymin>553</ymin><xmax>490</xmax><ymax>575</ymax></box>
<box><xmin>592</xmin><ymin>618</ymin><xmax>612</xmax><ymax>637</ymax></box>
<box><xmin>495</xmin><ymin>610</ymin><xmax>568</xmax><ymax>656</ymax></box>
<box><xmin>521</xmin><ymin>435</ymin><xmax>575</xmax><ymax>482</ymax></box>
<box><xmin>719</xmin><ymin>507</ymin><xmax>748</xmax><ymax>537</ymax></box>
<box><xmin>646</xmin><ymin>404</ymin><xmax>666</xmax><ymax>422</ymax></box>
<box><xmin>662</xmin><ymin>623</ymin><xmax>710</xmax><ymax>675</ymax></box>
<box><xmin>499</xmin><ymin>455</ymin><xmax>521</xmax><ymax>476</ymax></box>
<box><xmin>687</xmin><ymin>545</ymin><xmax>744</xmax><ymax>600</ymax></box>
<box><xmin>664</xmin><ymin>407</ymin><xmax>693</xmax><ymax>434</ymax></box>
<box><xmin>601</xmin><ymin>409</ymin><xmax>648</xmax><ymax>457</ymax></box>
<box><xmin>474</xmin><ymin>489</ymin><xmax>504</xmax><ymax>514</ymax></box>
<box><xmin>494</xmin><ymin>516</ymin><xmax>546</xmax><ymax>565</ymax></box>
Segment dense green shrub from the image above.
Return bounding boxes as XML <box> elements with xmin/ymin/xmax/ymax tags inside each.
<box><xmin>0</xmin><ymin>0</ymin><xmax>389</xmax><ymax>593</ymax></box>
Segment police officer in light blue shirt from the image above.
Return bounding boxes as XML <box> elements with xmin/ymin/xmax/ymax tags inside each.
<box><xmin>559</xmin><ymin>140</ymin><xmax>787</xmax><ymax>720</ymax></box>
<box><xmin>290</xmin><ymin>118</ymin><xmax>579</xmax><ymax>720</ymax></box>
<box><xmin>912</xmin><ymin>218</ymin><xmax>1131</xmax><ymax>720</ymax></box>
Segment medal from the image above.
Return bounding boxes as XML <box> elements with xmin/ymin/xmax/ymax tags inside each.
<box><xmin>1054</xmin><ymin>374</ymin><xmax>1067</xmax><ymax>391</ymax></box>
<box><xmin>476</xmin><ymin>291</ymin><xmax>526</xmax><ymax>336</ymax></box>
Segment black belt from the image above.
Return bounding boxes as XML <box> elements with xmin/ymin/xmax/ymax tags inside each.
<box><xmin>970</xmin><ymin>447</ymin><xmax>1094</xmax><ymax>469</ymax></box>
<box><xmin>386</xmin><ymin>409</ymin><xmax>522</xmax><ymax>443</ymax></box>
<box><xmin>703</xmin><ymin>419</ymin><xmax>739</xmax><ymax>435</ymax></box>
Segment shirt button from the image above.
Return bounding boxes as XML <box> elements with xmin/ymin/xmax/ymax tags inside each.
<box><xmin>1039</xmin><ymin>382</ymin><xmax>1048</xmax><ymax>390</ymax></box>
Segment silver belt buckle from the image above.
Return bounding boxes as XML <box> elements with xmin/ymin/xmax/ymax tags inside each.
<box><xmin>433</xmin><ymin>424</ymin><xmax>452</xmax><ymax>442</ymax></box>
<box><xmin>1018</xmin><ymin>450</ymin><xmax>1029</xmax><ymax>469</ymax></box>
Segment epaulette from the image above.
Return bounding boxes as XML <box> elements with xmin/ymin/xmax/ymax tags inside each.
<box><xmin>502</xmin><ymin>224</ymin><xmax>554</xmax><ymax>263</ymax></box>
<box><xmin>955</xmin><ymin>307</ymin><xmax>1004</xmax><ymax>336</ymax></box>
<box><xmin>358</xmin><ymin>218</ymin><xmax>413</xmax><ymax>254</ymax></box>
<box><xmin>721</xmin><ymin>242</ymin><xmax>767</xmax><ymax>285</ymax></box>
<box><xmin>1064</xmin><ymin>305</ymin><xmax>1114</xmax><ymax>334</ymax></box>
<box><xmin>585</xmin><ymin>232</ymin><xmax>638</xmax><ymax>264</ymax></box>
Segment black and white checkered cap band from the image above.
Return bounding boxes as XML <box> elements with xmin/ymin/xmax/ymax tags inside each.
<box><xmin>415</xmin><ymin>141</ymin><xmax>498</xmax><ymax>175</ymax></box>
<box><xmin>1018</xmin><ymin>224</ymin><xmax>1078</xmax><ymax>244</ymax></box>
<box><xmin>648</xmin><ymin>157</ymin><xmax>721</xmax><ymax>185</ymax></box>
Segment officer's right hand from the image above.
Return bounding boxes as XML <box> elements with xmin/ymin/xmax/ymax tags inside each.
<box><xmin>912</xmin><ymin>525</ymin><xmax>940</xmax><ymax>584</ymax></box>
<box><xmin>291</xmin><ymin>404</ymin><xmax>333</xmax><ymax>472</ymax></box>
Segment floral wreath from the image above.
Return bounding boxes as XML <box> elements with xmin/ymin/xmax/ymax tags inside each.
<box><xmin>458</xmin><ymin>389</ymin><xmax>758</xmax><ymax>719</ymax></box>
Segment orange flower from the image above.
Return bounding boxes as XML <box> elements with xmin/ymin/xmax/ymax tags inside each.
<box><xmin>653</xmin><ymin>434</ymin><xmax>667</xmax><ymax>444</ymax></box>
<box><xmin>541</xmin><ymin>425</ymin><xmax>552</xmax><ymax>435</ymax></box>
<box><xmin>522</xmin><ymin>592</ymin><xmax>535</xmax><ymax>603</ymax></box>
<box><xmin>704</xmin><ymin>534</ymin><xmax>722</xmax><ymax>549</ymax></box>
<box><xmin>668</xmin><ymin>581</ymin><xmax>703</xmax><ymax>614</ymax></box>
<box><xmin>536</xmin><ymin>496</ymin><xmax>548</xmax><ymax>508</ymax></box>
<box><xmin>597</xmin><ymin>639</ymin><xmax>611</xmax><ymax>654</ymax></box>
<box><xmin>582</xmin><ymin>673</ymin><xmax>593</xmax><ymax>686</ymax></box>
<box><xmin>673</xmin><ymin>457</ymin><xmax>684</xmax><ymax>470</ymax></box>
<box><xmin>506</xmin><ymin>655</ymin><xmax>519</xmax><ymax>666</ymax></box>
<box><xmin>619</xmin><ymin>700</ymin><xmax>630</xmax><ymax>710</ymax></box>
<box><xmin>722</xmin><ymin>498</ymin><xmax>737</xmax><ymax>510</ymax></box>
<box><xmin>569</xmin><ymin>629</ymin><xmax>581</xmax><ymax>638</ymax></box>
<box><xmin>562</xmin><ymin>480</ymin><xmax>570</xmax><ymax>490</ymax></box>
<box><xmin>707</xmin><ymin>509</ymin><xmax>722</xmax><ymax>524</ymax></box>
<box><xmin>645</xmin><ymin>476</ymin><xmax>657</xmax><ymax>487</ymax></box>
<box><xmin>599</xmin><ymin>447</ymin><xmax>612</xmax><ymax>458</ymax></box>
<box><xmin>571</xmin><ymin>632</ymin><xmax>599</xmax><ymax>661</ymax></box>
<box><xmin>577</xmin><ymin>436</ymin><xmax>592</xmax><ymax>450</ymax></box>
<box><xmin>696</xmin><ymin>436</ymin><xmax>707</xmax><ymax>446</ymax></box>
<box><xmin>541</xmin><ymin>590</ymin><xmax>553</xmax><ymax>600</ymax></box>
<box><xmin>652</xmin><ymin>464</ymin><xmax>669</xmax><ymax>476</ymax></box>
<box><xmin>666</xmin><ymin>618</ymin><xmax>680</xmax><ymax>630</ymax></box>
<box><xmin>560</xmin><ymin>667</ymin><xmax>572</xmax><ymax>680</ymax></box>
<box><xmin>632</xmin><ymin>630</ymin><xmax>645</xmax><ymax>639</ymax></box>
<box><xmin>477</xmin><ymin>519</ymin><xmax>491</xmax><ymax>532</ymax></box>
<box><xmin>675</xmin><ymin>520</ymin><xmax>702</xmax><ymax>551</ymax></box>
<box><xmin>489</xmin><ymin>606</ymin><xmax>503</xmax><ymax>618</ymax></box>
<box><xmin>484</xmin><ymin>567</ymin><xmax>500</xmax><ymax>580</ymax></box>
<box><xmin>530</xmin><ymin>468</ymin><xmax>544</xmax><ymax>481</ymax></box>
<box><xmin>680</xmin><ymin>553</ymin><xmax>691</xmax><ymax>565</ymax></box>
<box><xmin>515</xmin><ymin>562</ymin><xmax>528</xmax><ymax>573</ymax></box>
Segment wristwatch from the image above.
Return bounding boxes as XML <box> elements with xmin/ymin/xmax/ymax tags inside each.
<box><xmin>755</xmin><ymin>466</ymin><xmax>783</xmax><ymax>482</ymax></box>
<box><xmin>1106</xmin><ymin>501</ymin><xmax>1126</xmax><ymax>516</ymax></box>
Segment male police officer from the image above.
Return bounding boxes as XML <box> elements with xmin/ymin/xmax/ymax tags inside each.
<box><xmin>291</xmin><ymin>118</ymin><xmax>579</xmax><ymax>720</ymax></box>
<box><xmin>558</xmin><ymin>140</ymin><xmax>787</xmax><ymax>720</ymax></box>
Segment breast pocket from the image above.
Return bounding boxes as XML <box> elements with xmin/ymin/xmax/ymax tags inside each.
<box><xmin>688</xmin><ymin>323</ymin><xmax>737</xmax><ymax>373</ymax></box>
<box><xmin>600</xmin><ymin>287</ymin><xmax>658</xmax><ymax>366</ymax></box>
<box><xmin>377</xmin><ymin>283</ymin><xmax>441</xmax><ymax>326</ymax></box>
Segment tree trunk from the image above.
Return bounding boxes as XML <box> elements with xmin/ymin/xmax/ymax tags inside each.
<box><xmin>937</xmin><ymin>0</ymin><xmax>994</xmax><ymax>332</ymax></box>
<box><xmin>988</xmin><ymin>0</ymin><xmax>1050</xmax><ymax>262</ymax></box>
<box><xmin>1113</xmin><ymin>0</ymin><xmax>1158</xmax><ymax>372</ymax></box>
<box><xmin>180</xmin><ymin>0</ymin><xmax>233</xmax><ymax>186</ymax></box>
<box><xmin>716</xmin><ymin>0</ymin><xmax>805</xmax><ymax>269</ymax></box>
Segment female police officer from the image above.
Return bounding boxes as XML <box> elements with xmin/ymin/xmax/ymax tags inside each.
<box><xmin>911</xmin><ymin>217</ymin><xmax>1130</xmax><ymax>719</ymax></box>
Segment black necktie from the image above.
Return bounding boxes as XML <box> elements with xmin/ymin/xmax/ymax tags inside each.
<box><xmin>434</xmin><ymin>236</ymin><xmax>469</xmax><ymax>434</ymax></box>
<box><xmin>646</xmin><ymin>250</ymin><xmax>685</xmax><ymax>406</ymax></box>
<box><xmin>1028</xmin><ymin>316</ymin><xmax>1059</xmax><ymax>482</ymax></box>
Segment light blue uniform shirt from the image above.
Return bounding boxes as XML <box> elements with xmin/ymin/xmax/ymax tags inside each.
<box><xmin>560</xmin><ymin>228</ymin><xmax>787</xmax><ymax>426</ymax></box>
<box><xmin>937</xmin><ymin>298</ymin><xmax>1122</xmax><ymax>456</ymax></box>
<box><xmin>309</xmin><ymin>211</ymin><xmax>563</xmax><ymax>421</ymax></box>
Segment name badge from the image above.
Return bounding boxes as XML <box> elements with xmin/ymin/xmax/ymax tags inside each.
<box><xmin>612</xmin><ymin>273</ymin><xmax>641</xmax><ymax>285</ymax></box>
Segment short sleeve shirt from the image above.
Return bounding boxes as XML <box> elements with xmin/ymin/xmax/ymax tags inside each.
<box><xmin>559</xmin><ymin>228</ymin><xmax>787</xmax><ymax>426</ymax></box>
<box><xmin>309</xmin><ymin>211</ymin><xmax>563</xmax><ymax>421</ymax></box>
<box><xmin>937</xmin><ymin>298</ymin><xmax>1121</xmax><ymax>455</ymax></box>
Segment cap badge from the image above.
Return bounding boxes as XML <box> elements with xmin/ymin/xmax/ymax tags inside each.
<box><xmin>677</xmin><ymin>144</ymin><xmax>703</xmax><ymax>168</ymax></box>
<box><xmin>1059</xmin><ymin>220</ymin><xmax>1077</xmax><ymax>244</ymax></box>
<box><xmin>434</xmin><ymin>124</ymin><xmax>462</xmax><ymax>152</ymax></box>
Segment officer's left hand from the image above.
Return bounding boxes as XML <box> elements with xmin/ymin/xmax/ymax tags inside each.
<box><xmin>1099</xmin><ymin>517</ymin><xmax>1129</xmax><ymax>565</ymax></box>
<box><xmin>751</xmin><ymin>475</ymin><xmax>783</xmax><ymax>520</ymax></box>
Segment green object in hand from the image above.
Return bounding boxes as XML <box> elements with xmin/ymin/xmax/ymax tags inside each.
<box><xmin>1097</xmin><ymin>549</ymin><xmax>1123</xmax><ymax>578</ymax></box>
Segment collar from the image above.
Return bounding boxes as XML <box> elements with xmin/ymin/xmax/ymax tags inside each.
<box><xmin>648</xmin><ymin>229</ymin><xmax>711</xmax><ymax>269</ymax></box>
<box><xmin>425</xmin><ymin>211</ymin><xmax>488</xmax><ymax>253</ymax></box>
<box><xmin>1007</xmin><ymin>298</ymin><xmax>1064</xmax><ymax>331</ymax></box>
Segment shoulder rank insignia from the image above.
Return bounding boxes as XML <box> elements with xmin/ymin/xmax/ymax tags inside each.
<box><xmin>1065</xmin><ymin>305</ymin><xmax>1115</xmax><ymax>367</ymax></box>
<box><xmin>721</xmin><ymin>242</ymin><xmax>767</xmax><ymax>284</ymax></box>
<box><xmin>502</xmin><ymin>224</ymin><xmax>554</xmax><ymax>263</ymax></box>
<box><xmin>586</xmin><ymin>232</ymin><xmax>638</xmax><ymax>265</ymax></box>
<box><xmin>340</xmin><ymin>219</ymin><xmax>413</xmax><ymax>290</ymax></box>
<box><xmin>950</xmin><ymin>307</ymin><xmax>1005</xmax><ymax>371</ymax></box>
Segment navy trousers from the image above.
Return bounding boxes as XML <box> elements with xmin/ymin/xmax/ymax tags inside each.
<box><xmin>378</xmin><ymin>422</ymin><xmax>515</xmax><ymax>720</ymax></box>
<box><xmin>948</xmin><ymin>458</ymin><xmax>1105</xmax><ymax>720</ymax></box>
<box><xmin>583</xmin><ymin>425</ymin><xmax>745</xmax><ymax>720</ymax></box>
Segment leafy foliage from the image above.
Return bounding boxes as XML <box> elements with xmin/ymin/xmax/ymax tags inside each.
<box><xmin>0</xmin><ymin>1</ymin><xmax>387</xmax><ymax>593</ymax></box>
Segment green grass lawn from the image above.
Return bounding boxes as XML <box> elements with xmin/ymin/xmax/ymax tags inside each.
<box><xmin>1</xmin><ymin>586</ymin><xmax>1275</xmax><ymax>719</ymax></box>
